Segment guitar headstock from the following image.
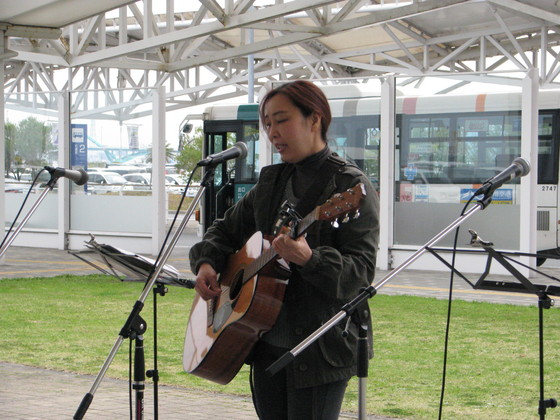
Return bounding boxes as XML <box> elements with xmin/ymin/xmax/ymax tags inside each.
<box><xmin>315</xmin><ymin>183</ymin><xmax>365</xmax><ymax>224</ymax></box>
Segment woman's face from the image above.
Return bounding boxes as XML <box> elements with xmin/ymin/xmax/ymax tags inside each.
<box><xmin>263</xmin><ymin>93</ymin><xmax>325</xmax><ymax>163</ymax></box>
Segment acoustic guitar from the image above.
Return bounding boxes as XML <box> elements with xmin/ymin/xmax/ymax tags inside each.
<box><xmin>183</xmin><ymin>183</ymin><xmax>365</xmax><ymax>384</ymax></box>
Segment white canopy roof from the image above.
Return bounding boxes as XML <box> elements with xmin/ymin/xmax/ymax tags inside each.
<box><xmin>0</xmin><ymin>0</ymin><xmax>559</xmax><ymax>114</ymax></box>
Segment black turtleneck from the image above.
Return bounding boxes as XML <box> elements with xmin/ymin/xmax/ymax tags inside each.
<box><xmin>290</xmin><ymin>145</ymin><xmax>330</xmax><ymax>199</ymax></box>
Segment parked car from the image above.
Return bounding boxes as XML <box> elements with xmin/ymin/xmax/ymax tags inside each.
<box><xmin>4</xmin><ymin>179</ymin><xmax>29</xmax><ymax>193</ymax></box>
<box><xmin>86</xmin><ymin>171</ymin><xmax>133</xmax><ymax>194</ymax></box>
<box><xmin>186</xmin><ymin>183</ymin><xmax>200</xmax><ymax>197</ymax></box>
<box><xmin>165</xmin><ymin>174</ymin><xmax>186</xmax><ymax>194</ymax></box>
<box><xmin>123</xmin><ymin>173</ymin><xmax>152</xmax><ymax>191</ymax></box>
<box><xmin>122</xmin><ymin>172</ymin><xmax>187</xmax><ymax>194</ymax></box>
<box><xmin>105</xmin><ymin>165</ymin><xmax>149</xmax><ymax>175</ymax></box>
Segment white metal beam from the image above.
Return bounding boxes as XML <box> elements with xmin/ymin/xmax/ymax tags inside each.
<box><xmin>69</xmin><ymin>0</ymin><xmax>339</xmax><ymax>67</ymax></box>
<box><xmin>488</xmin><ymin>0</ymin><xmax>560</xmax><ymax>26</ymax></box>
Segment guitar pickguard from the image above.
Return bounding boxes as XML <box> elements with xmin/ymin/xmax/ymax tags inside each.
<box><xmin>212</xmin><ymin>301</ymin><xmax>233</xmax><ymax>333</ymax></box>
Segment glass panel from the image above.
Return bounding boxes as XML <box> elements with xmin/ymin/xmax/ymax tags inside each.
<box><xmin>69</xmin><ymin>88</ymin><xmax>155</xmax><ymax>234</ymax></box>
<box><xmin>4</xmin><ymin>92</ymin><xmax>60</xmax><ymax>230</ymax></box>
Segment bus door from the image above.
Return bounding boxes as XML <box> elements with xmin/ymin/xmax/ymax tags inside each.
<box><xmin>536</xmin><ymin>110</ymin><xmax>560</xmax><ymax>255</ymax></box>
<box><xmin>202</xmin><ymin>119</ymin><xmax>260</xmax><ymax>232</ymax></box>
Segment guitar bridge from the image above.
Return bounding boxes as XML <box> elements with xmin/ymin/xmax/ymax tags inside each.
<box><xmin>207</xmin><ymin>298</ymin><xmax>215</xmax><ymax>328</ymax></box>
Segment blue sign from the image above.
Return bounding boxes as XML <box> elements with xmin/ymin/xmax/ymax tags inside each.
<box><xmin>71</xmin><ymin>124</ymin><xmax>88</xmax><ymax>169</ymax></box>
<box><xmin>404</xmin><ymin>163</ymin><xmax>417</xmax><ymax>180</ymax></box>
<box><xmin>235</xmin><ymin>184</ymin><xmax>252</xmax><ymax>202</ymax></box>
<box><xmin>490</xmin><ymin>188</ymin><xmax>514</xmax><ymax>204</ymax></box>
<box><xmin>461</xmin><ymin>188</ymin><xmax>513</xmax><ymax>204</ymax></box>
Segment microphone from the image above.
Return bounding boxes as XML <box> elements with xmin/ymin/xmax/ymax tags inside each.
<box><xmin>197</xmin><ymin>142</ymin><xmax>248</xmax><ymax>167</ymax></box>
<box><xmin>475</xmin><ymin>157</ymin><xmax>530</xmax><ymax>195</ymax></box>
<box><xmin>44</xmin><ymin>166</ymin><xmax>89</xmax><ymax>186</ymax></box>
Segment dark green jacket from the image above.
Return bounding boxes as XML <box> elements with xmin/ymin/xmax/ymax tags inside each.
<box><xmin>190</xmin><ymin>157</ymin><xmax>379</xmax><ymax>388</ymax></box>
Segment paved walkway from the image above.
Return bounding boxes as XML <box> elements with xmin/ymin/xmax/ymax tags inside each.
<box><xmin>1</xmin><ymin>243</ymin><xmax>560</xmax><ymax>419</ymax></box>
<box><xmin>1</xmin><ymin>362</ymin><xmax>258</xmax><ymax>420</ymax></box>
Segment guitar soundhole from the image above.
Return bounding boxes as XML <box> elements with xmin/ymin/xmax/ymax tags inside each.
<box><xmin>229</xmin><ymin>270</ymin><xmax>244</xmax><ymax>301</ymax></box>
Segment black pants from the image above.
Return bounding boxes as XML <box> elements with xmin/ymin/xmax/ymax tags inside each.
<box><xmin>251</xmin><ymin>342</ymin><xmax>348</xmax><ymax>420</ymax></box>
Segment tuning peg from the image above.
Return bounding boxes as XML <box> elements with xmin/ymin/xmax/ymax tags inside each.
<box><xmin>353</xmin><ymin>210</ymin><xmax>360</xmax><ymax>219</ymax></box>
<box><xmin>332</xmin><ymin>219</ymin><xmax>340</xmax><ymax>228</ymax></box>
<box><xmin>342</xmin><ymin>214</ymin><xmax>350</xmax><ymax>223</ymax></box>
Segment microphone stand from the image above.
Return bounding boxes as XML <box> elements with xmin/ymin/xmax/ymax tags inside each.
<box><xmin>74</xmin><ymin>165</ymin><xmax>216</xmax><ymax>420</ymax></box>
<box><xmin>265</xmin><ymin>195</ymin><xmax>493</xmax><ymax>419</ymax></box>
<box><xmin>0</xmin><ymin>169</ymin><xmax>62</xmax><ymax>259</ymax></box>
<box><xmin>132</xmin><ymin>316</ymin><xmax>147</xmax><ymax>419</ymax></box>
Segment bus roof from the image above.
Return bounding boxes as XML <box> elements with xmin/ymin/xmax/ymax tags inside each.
<box><xmin>203</xmin><ymin>89</ymin><xmax>560</xmax><ymax>120</ymax></box>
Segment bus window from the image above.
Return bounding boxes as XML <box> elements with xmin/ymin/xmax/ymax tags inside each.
<box><xmin>538</xmin><ymin>111</ymin><xmax>559</xmax><ymax>184</ymax></box>
<box><xmin>328</xmin><ymin>115</ymin><xmax>380</xmax><ymax>185</ymax></box>
<box><xmin>235</xmin><ymin>123</ymin><xmax>259</xmax><ymax>182</ymax></box>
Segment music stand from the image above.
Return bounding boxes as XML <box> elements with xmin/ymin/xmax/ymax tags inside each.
<box><xmin>71</xmin><ymin>234</ymin><xmax>194</xmax><ymax>419</ymax></box>
<box><xmin>470</xmin><ymin>231</ymin><xmax>558</xmax><ymax>419</ymax></box>
<box><xmin>422</xmin><ymin>229</ymin><xmax>559</xmax><ymax>419</ymax></box>
<box><xmin>266</xmin><ymin>201</ymin><xmax>558</xmax><ymax>419</ymax></box>
<box><xmin>71</xmin><ymin>234</ymin><xmax>194</xmax><ymax>289</ymax></box>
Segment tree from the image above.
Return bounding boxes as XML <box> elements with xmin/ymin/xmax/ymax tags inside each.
<box><xmin>4</xmin><ymin>117</ymin><xmax>53</xmax><ymax>179</ymax></box>
<box><xmin>175</xmin><ymin>126</ymin><xmax>204</xmax><ymax>181</ymax></box>
<box><xmin>16</xmin><ymin>117</ymin><xmax>54</xmax><ymax>165</ymax></box>
<box><xmin>145</xmin><ymin>142</ymin><xmax>176</xmax><ymax>164</ymax></box>
<box><xmin>4</xmin><ymin>122</ymin><xmax>16</xmax><ymax>178</ymax></box>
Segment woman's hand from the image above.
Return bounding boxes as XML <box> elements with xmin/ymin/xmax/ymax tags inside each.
<box><xmin>194</xmin><ymin>263</ymin><xmax>222</xmax><ymax>300</ymax></box>
<box><xmin>272</xmin><ymin>233</ymin><xmax>312</xmax><ymax>267</ymax></box>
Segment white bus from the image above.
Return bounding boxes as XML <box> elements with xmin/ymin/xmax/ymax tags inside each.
<box><xmin>200</xmin><ymin>89</ymin><xmax>560</xmax><ymax>265</ymax></box>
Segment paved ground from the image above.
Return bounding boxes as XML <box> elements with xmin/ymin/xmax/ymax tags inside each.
<box><xmin>1</xmin><ymin>238</ymin><xmax>560</xmax><ymax>419</ymax></box>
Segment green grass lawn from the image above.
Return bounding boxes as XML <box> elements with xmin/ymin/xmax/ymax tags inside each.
<box><xmin>1</xmin><ymin>274</ymin><xmax>559</xmax><ymax>419</ymax></box>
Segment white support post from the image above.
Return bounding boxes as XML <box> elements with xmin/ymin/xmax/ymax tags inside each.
<box><xmin>152</xmin><ymin>86</ymin><xmax>166</xmax><ymax>256</ymax></box>
<box><xmin>378</xmin><ymin>76</ymin><xmax>396</xmax><ymax>270</ymax></box>
<box><xmin>57</xmin><ymin>92</ymin><xmax>70</xmax><ymax>250</ymax></box>
<box><xmin>248</xmin><ymin>29</ymin><xmax>255</xmax><ymax>103</ymax></box>
<box><xmin>0</xmin><ymin>36</ymin><xmax>5</xmax><ymax>263</ymax></box>
<box><xmin>520</xmin><ymin>68</ymin><xmax>539</xmax><ymax>275</ymax></box>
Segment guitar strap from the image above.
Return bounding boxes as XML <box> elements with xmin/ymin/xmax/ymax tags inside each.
<box><xmin>274</xmin><ymin>153</ymin><xmax>346</xmax><ymax>231</ymax></box>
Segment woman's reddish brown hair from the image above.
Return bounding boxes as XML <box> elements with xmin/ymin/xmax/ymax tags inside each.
<box><xmin>260</xmin><ymin>80</ymin><xmax>332</xmax><ymax>142</ymax></box>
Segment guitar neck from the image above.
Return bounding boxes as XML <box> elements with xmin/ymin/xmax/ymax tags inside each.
<box><xmin>290</xmin><ymin>212</ymin><xmax>316</xmax><ymax>239</ymax></box>
<box><xmin>235</xmin><ymin>184</ymin><xmax>364</xmax><ymax>286</ymax></box>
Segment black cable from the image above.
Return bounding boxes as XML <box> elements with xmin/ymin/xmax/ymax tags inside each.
<box><xmin>144</xmin><ymin>168</ymin><xmax>200</xmax><ymax>287</ymax></box>
<box><xmin>437</xmin><ymin>195</ymin><xmax>477</xmax><ymax>419</ymax></box>
<box><xmin>1</xmin><ymin>169</ymin><xmax>48</xmax><ymax>250</ymax></box>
